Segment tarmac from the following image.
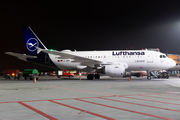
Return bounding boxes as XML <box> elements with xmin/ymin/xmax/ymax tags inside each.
<box><xmin>0</xmin><ymin>75</ymin><xmax>180</xmax><ymax>120</ymax></box>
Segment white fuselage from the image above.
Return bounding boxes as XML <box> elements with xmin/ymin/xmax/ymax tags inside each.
<box><xmin>48</xmin><ymin>50</ymin><xmax>176</xmax><ymax>71</ymax></box>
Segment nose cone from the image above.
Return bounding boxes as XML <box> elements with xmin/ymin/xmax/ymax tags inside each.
<box><xmin>169</xmin><ymin>59</ymin><xmax>176</xmax><ymax>68</ymax></box>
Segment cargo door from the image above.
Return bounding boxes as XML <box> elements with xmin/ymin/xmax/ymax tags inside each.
<box><xmin>147</xmin><ymin>52</ymin><xmax>153</xmax><ymax>63</ymax></box>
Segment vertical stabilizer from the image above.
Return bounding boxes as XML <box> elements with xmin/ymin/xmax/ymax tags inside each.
<box><xmin>23</xmin><ymin>27</ymin><xmax>47</xmax><ymax>55</ymax></box>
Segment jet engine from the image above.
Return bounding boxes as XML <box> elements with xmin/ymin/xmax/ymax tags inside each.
<box><xmin>103</xmin><ymin>63</ymin><xmax>128</xmax><ymax>77</ymax></box>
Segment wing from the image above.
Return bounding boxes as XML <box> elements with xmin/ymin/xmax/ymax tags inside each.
<box><xmin>36</xmin><ymin>47</ymin><xmax>103</xmax><ymax>67</ymax></box>
<box><xmin>5</xmin><ymin>52</ymin><xmax>37</xmax><ymax>61</ymax></box>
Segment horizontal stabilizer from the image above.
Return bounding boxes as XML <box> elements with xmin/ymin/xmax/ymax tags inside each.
<box><xmin>5</xmin><ymin>52</ymin><xmax>37</xmax><ymax>61</ymax></box>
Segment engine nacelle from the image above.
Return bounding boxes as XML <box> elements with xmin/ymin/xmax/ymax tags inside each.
<box><xmin>103</xmin><ymin>64</ymin><xmax>127</xmax><ymax>77</ymax></box>
<box><xmin>76</xmin><ymin>65</ymin><xmax>87</xmax><ymax>69</ymax></box>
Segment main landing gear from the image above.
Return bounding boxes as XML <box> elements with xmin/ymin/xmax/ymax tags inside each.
<box><xmin>147</xmin><ymin>76</ymin><xmax>151</xmax><ymax>80</ymax></box>
<box><xmin>147</xmin><ymin>71</ymin><xmax>151</xmax><ymax>80</ymax></box>
<box><xmin>87</xmin><ymin>74</ymin><xmax>100</xmax><ymax>80</ymax></box>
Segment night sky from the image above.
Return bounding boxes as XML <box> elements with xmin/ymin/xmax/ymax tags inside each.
<box><xmin>1</xmin><ymin>1</ymin><xmax>180</xmax><ymax>72</ymax></box>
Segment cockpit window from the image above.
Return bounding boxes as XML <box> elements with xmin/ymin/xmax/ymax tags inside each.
<box><xmin>160</xmin><ymin>55</ymin><xmax>167</xmax><ymax>58</ymax></box>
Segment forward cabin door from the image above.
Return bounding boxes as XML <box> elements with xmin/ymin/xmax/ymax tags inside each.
<box><xmin>147</xmin><ymin>52</ymin><xmax>153</xmax><ymax>63</ymax></box>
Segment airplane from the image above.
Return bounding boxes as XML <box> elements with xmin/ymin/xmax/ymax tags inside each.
<box><xmin>5</xmin><ymin>27</ymin><xmax>176</xmax><ymax>80</ymax></box>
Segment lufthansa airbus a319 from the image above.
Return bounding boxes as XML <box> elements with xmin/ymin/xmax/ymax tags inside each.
<box><xmin>5</xmin><ymin>27</ymin><xmax>176</xmax><ymax>80</ymax></box>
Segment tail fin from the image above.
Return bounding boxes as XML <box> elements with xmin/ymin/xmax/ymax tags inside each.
<box><xmin>23</xmin><ymin>27</ymin><xmax>47</xmax><ymax>55</ymax></box>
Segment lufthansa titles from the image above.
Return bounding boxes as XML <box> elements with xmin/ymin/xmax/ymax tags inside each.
<box><xmin>112</xmin><ymin>51</ymin><xmax>145</xmax><ymax>56</ymax></box>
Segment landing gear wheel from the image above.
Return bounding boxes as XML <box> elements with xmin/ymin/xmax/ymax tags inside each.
<box><xmin>94</xmin><ymin>74</ymin><xmax>100</xmax><ymax>79</ymax></box>
<box><xmin>166</xmin><ymin>75</ymin><xmax>169</xmax><ymax>79</ymax></box>
<box><xmin>147</xmin><ymin>76</ymin><xmax>151</xmax><ymax>80</ymax></box>
<box><xmin>87</xmin><ymin>74</ymin><xmax>94</xmax><ymax>80</ymax></box>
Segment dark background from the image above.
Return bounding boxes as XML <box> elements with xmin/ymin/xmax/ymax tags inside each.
<box><xmin>1</xmin><ymin>1</ymin><xmax>180</xmax><ymax>72</ymax></box>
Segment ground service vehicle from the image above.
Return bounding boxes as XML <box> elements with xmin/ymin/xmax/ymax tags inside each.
<box><xmin>23</xmin><ymin>69</ymin><xmax>39</xmax><ymax>80</ymax></box>
<box><xmin>3</xmin><ymin>69</ymin><xmax>21</xmax><ymax>79</ymax></box>
<box><xmin>57</xmin><ymin>69</ymin><xmax>74</xmax><ymax>78</ymax></box>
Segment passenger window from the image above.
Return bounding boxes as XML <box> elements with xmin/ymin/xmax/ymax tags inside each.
<box><xmin>163</xmin><ymin>55</ymin><xmax>166</xmax><ymax>58</ymax></box>
<box><xmin>160</xmin><ymin>55</ymin><xmax>162</xmax><ymax>58</ymax></box>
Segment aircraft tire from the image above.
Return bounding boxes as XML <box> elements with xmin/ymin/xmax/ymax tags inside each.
<box><xmin>147</xmin><ymin>76</ymin><xmax>151</xmax><ymax>80</ymax></box>
<box><xmin>87</xmin><ymin>74</ymin><xmax>94</xmax><ymax>80</ymax></box>
<box><xmin>94</xmin><ymin>74</ymin><xmax>100</xmax><ymax>79</ymax></box>
<box><xmin>136</xmin><ymin>74</ymin><xmax>141</xmax><ymax>77</ymax></box>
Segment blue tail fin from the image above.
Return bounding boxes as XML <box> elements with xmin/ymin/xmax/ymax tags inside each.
<box><xmin>23</xmin><ymin>27</ymin><xmax>47</xmax><ymax>55</ymax></box>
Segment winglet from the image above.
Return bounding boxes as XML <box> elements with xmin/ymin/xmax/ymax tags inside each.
<box><xmin>36</xmin><ymin>46</ymin><xmax>43</xmax><ymax>54</ymax></box>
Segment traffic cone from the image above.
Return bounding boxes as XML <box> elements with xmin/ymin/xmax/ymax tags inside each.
<box><xmin>128</xmin><ymin>77</ymin><xmax>130</xmax><ymax>81</ymax></box>
<box><xmin>34</xmin><ymin>77</ymin><xmax>36</xmax><ymax>83</ymax></box>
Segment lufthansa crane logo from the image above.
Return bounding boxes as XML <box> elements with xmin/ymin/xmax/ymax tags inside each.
<box><xmin>26</xmin><ymin>38</ymin><xmax>39</xmax><ymax>52</ymax></box>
